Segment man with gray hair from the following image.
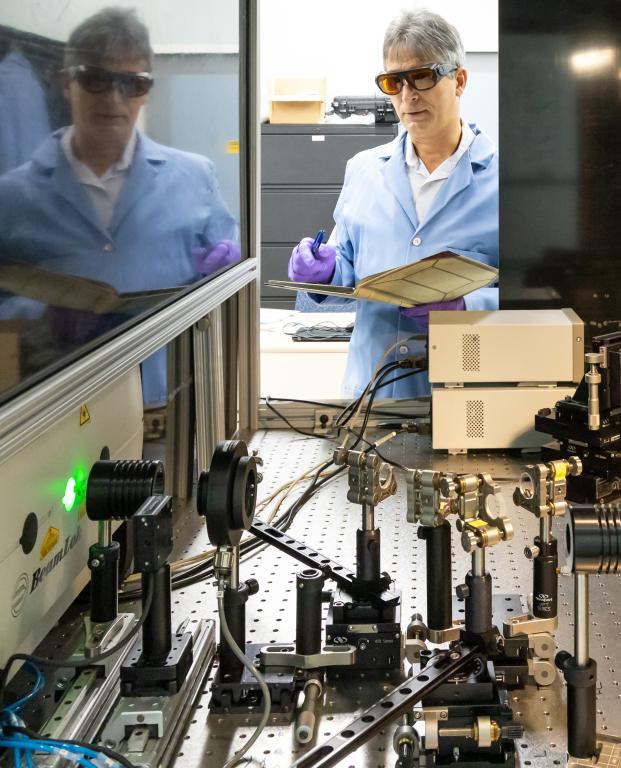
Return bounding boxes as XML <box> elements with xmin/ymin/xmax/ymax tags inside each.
<box><xmin>288</xmin><ymin>9</ymin><xmax>498</xmax><ymax>400</ymax></box>
<box><xmin>0</xmin><ymin>7</ymin><xmax>239</xmax><ymax>411</ymax></box>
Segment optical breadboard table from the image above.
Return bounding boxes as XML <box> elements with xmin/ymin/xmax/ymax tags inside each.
<box><xmin>23</xmin><ymin>430</ymin><xmax>621</xmax><ymax>768</ymax></box>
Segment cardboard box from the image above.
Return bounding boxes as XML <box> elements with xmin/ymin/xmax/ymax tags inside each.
<box><xmin>269</xmin><ymin>78</ymin><xmax>326</xmax><ymax>124</ymax></box>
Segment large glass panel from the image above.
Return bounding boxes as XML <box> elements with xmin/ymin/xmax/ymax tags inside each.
<box><xmin>500</xmin><ymin>0</ymin><xmax>621</xmax><ymax>337</ymax></box>
<box><xmin>0</xmin><ymin>1</ymin><xmax>240</xmax><ymax>406</ymax></box>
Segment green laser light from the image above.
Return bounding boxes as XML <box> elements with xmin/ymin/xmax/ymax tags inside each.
<box><xmin>62</xmin><ymin>477</ymin><xmax>77</xmax><ymax>512</ymax></box>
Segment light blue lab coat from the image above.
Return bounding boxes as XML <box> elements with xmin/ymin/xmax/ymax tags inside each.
<box><xmin>309</xmin><ymin>123</ymin><xmax>498</xmax><ymax>399</ymax></box>
<box><xmin>0</xmin><ymin>52</ymin><xmax>51</xmax><ymax>175</ymax></box>
<box><xmin>0</xmin><ymin>128</ymin><xmax>238</xmax><ymax>405</ymax></box>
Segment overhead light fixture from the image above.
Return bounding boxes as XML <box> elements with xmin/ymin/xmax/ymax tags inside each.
<box><xmin>570</xmin><ymin>47</ymin><xmax>616</xmax><ymax>75</ymax></box>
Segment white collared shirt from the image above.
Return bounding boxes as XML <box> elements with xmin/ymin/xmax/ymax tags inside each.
<box><xmin>405</xmin><ymin>120</ymin><xmax>475</xmax><ymax>224</ymax></box>
<box><xmin>61</xmin><ymin>127</ymin><xmax>137</xmax><ymax>230</ymax></box>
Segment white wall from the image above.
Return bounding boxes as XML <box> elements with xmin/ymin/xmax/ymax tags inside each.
<box><xmin>0</xmin><ymin>0</ymin><xmax>238</xmax><ymax>51</ymax></box>
<box><xmin>260</xmin><ymin>0</ymin><xmax>498</xmax><ymax>143</ymax></box>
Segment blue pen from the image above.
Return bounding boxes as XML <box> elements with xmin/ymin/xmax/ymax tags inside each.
<box><xmin>310</xmin><ymin>229</ymin><xmax>325</xmax><ymax>255</ymax></box>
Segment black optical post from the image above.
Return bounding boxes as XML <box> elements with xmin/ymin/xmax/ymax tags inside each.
<box><xmin>557</xmin><ymin>503</ymin><xmax>621</xmax><ymax>758</ymax></box>
<box><xmin>296</xmin><ymin>568</ymin><xmax>325</xmax><ymax>657</ymax></box>
<box><xmin>197</xmin><ymin>440</ymin><xmax>262</xmax><ymax>708</ymax></box>
<box><xmin>418</xmin><ymin>521</ymin><xmax>452</xmax><ymax>635</ymax></box>
<box><xmin>88</xmin><ymin>534</ymin><xmax>120</xmax><ymax>624</ymax></box>
<box><xmin>120</xmin><ymin>494</ymin><xmax>193</xmax><ymax>696</ymax></box>
<box><xmin>532</xmin><ymin>525</ymin><xmax>558</xmax><ymax>619</ymax></box>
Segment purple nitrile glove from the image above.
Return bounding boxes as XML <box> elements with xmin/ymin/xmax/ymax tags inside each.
<box><xmin>192</xmin><ymin>240</ymin><xmax>241</xmax><ymax>276</ymax></box>
<box><xmin>399</xmin><ymin>297</ymin><xmax>466</xmax><ymax>332</ymax></box>
<box><xmin>288</xmin><ymin>237</ymin><xmax>336</xmax><ymax>283</ymax></box>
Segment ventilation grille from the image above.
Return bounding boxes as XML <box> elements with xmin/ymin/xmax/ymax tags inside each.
<box><xmin>462</xmin><ymin>333</ymin><xmax>481</xmax><ymax>371</ymax></box>
<box><xmin>466</xmin><ymin>399</ymin><xmax>485</xmax><ymax>438</ymax></box>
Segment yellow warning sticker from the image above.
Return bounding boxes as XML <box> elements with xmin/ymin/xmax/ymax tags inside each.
<box><xmin>468</xmin><ymin>519</ymin><xmax>487</xmax><ymax>528</ymax></box>
<box><xmin>40</xmin><ymin>527</ymin><xmax>60</xmax><ymax>560</ymax></box>
<box><xmin>226</xmin><ymin>139</ymin><xmax>240</xmax><ymax>154</ymax></box>
<box><xmin>79</xmin><ymin>404</ymin><xmax>90</xmax><ymax>426</ymax></box>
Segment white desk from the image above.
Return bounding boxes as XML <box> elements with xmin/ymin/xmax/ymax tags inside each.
<box><xmin>260</xmin><ymin>309</ymin><xmax>355</xmax><ymax>399</ymax></box>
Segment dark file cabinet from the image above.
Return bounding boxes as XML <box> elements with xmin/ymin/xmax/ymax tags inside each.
<box><xmin>261</xmin><ymin>123</ymin><xmax>397</xmax><ymax>308</ymax></box>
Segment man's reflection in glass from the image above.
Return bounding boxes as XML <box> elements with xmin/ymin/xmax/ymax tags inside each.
<box><xmin>0</xmin><ymin>7</ymin><xmax>240</xmax><ymax>409</ymax></box>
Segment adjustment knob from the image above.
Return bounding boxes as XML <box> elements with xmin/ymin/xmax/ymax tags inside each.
<box><xmin>456</xmin><ymin>583</ymin><xmax>470</xmax><ymax>600</ymax></box>
<box><xmin>461</xmin><ymin>529</ymin><xmax>479</xmax><ymax>553</ymax></box>
<box><xmin>555</xmin><ymin>650</ymin><xmax>572</xmax><ymax>671</ymax></box>
<box><xmin>245</xmin><ymin>578</ymin><xmax>260</xmax><ymax>596</ymax></box>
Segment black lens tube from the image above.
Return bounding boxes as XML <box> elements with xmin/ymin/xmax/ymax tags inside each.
<box><xmin>418</xmin><ymin>522</ymin><xmax>452</xmax><ymax>632</ymax></box>
<box><xmin>356</xmin><ymin>528</ymin><xmax>381</xmax><ymax>584</ymax></box>
<box><xmin>89</xmin><ymin>541</ymin><xmax>120</xmax><ymax>623</ymax></box>
<box><xmin>87</xmin><ymin>460</ymin><xmax>164</xmax><ymax>521</ymax></box>
<box><xmin>296</xmin><ymin>569</ymin><xmax>325</xmax><ymax>656</ymax></box>
<box><xmin>565</xmin><ymin>503</ymin><xmax>621</xmax><ymax>574</ymax></box>
<box><xmin>465</xmin><ymin>571</ymin><xmax>492</xmax><ymax>635</ymax></box>
<box><xmin>219</xmin><ymin>582</ymin><xmax>251</xmax><ymax>681</ymax></box>
<box><xmin>141</xmin><ymin>564</ymin><xmax>172</xmax><ymax>663</ymax></box>
<box><xmin>533</xmin><ymin>536</ymin><xmax>558</xmax><ymax>618</ymax></box>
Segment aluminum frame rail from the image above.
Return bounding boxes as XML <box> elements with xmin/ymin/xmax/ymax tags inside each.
<box><xmin>0</xmin><ymin>259</ymin><xmax>257</xmax><ymax>464</ymax></box>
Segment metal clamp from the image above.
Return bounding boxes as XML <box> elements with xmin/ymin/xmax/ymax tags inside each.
<box><xmin>406</xmin><ymin>469</ymin><xmax>453</xmax><ymax>526</ymax></box>
<box><xmin>213</xmin><ymin>545</ymin><xmax>235</xmax><ymax>583</ymax></box>
<box><xmin>527</xmin><ymin>657</ymin><xmax>556</xmax><ymax>686</ymax></box>
<box><xmin>427</xmin><ymin>625</ymin><xmax>461</xmax><ymax>644</ymax></box>
<box><xmin>529</xmin><ymin>632</ymin><xmax>556</xmax><ymax>660</ymax></box>
<box><xmin>585</xmin><ymin>351</ymin><xmax>605</xmax><ymax>431</ymax></box>
<box><xmin>443</xmin><ymin>473</ymin><xmax>513</xmax><ymax>540</ymax></box>
<box><xmin>503</xmin><ymin>612</ymin><xmax>558</xmax><ymax>638</ymax></box>
<box><xmin>333</xmin><ymin>448</ymin><xmax>397</xmax><ymax>507</ymax></box>
<box><xmin>259</xmin><ymin>644</ymin><xmax>356</xmax><ymax>669</ymax></box>
<box><xmin>414</xmin><ymin>707</ymin><xmax>448</xmax><ymax>751</ymax></box>
<box><xmin>513</xmin><ymin>458</ymin><xmax>582</xmax><ymax>518</ymax></box>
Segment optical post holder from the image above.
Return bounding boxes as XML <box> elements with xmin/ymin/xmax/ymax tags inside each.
<box><xmin>325</xmin><ymin>447</ymin><xmax>401</xmax><ymax>670</ymax></box>
<box><xmin>404</xmin><ymin>470</ymin><xmax>524</xmax><ymax>768</ymax></box>
<box><xmin>537</xmin><ymin>331</ymin><xmax>621</xmax><ymax>504</ymax></box>
<box><xmin>86</xmin><ymin>459</ymin><xmax>193</xmax><ymax>696</ymax></box>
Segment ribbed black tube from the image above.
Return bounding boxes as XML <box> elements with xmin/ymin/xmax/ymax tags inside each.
<box><xmin>296</xmin><ymin>568</ymin><xmax>324</xmax><ymax>655</ymax></box>
<box><xmin>568</xmin><ymin>504</ymin><xmax>621</xmax><ymax>573</ymax></box>
<box><xmin>419</xmin><ymin>522</ymin><xmax>452</xmax><ymax>631</ymax></box>
<box><xmin>86</xmin><ymin>460</ymin><xmax>165</xmax><ymax>521</ymax></box>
